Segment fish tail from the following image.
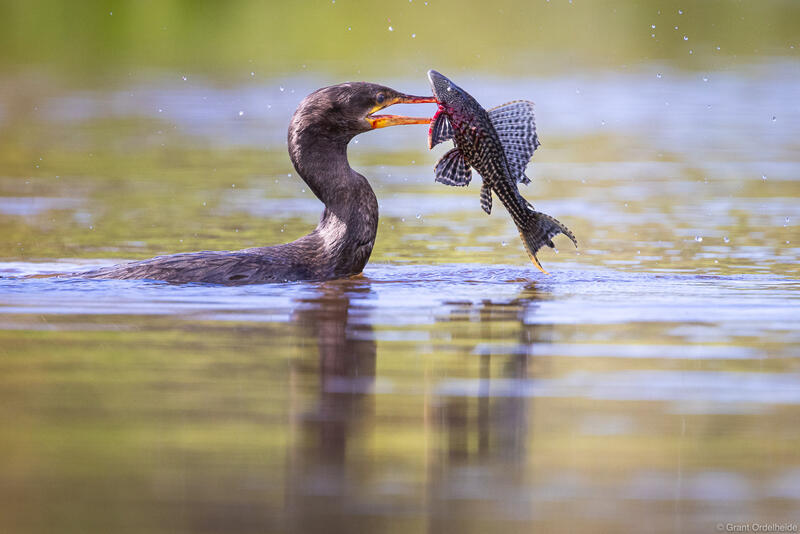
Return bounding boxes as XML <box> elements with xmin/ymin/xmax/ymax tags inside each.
<box><xmin>515</xmin><ymin>209</ymin><xmax>578</xmax><ymax>274</ymax></box>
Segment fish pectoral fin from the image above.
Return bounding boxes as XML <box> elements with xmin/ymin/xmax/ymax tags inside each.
<box><xmin>480</xmin><ymin>183</ymin><xmax>492</xmax><ymax>214</ymax></box>
<box><xmin>434</xmin><ymin>148</ymin><xmax>472</xmax><ymax>187</ymax></box>
<box><xmin>428</xmin><ymin>109</ymin><xmax>455</xmax><ymax>149</ymax></box>
<box><xmin>488</xmin><ymin>100</ymin><xmax>539</xmax><ymax>184</ymax></box>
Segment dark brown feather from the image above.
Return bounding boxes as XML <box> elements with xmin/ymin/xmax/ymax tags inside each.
<box><xmin>80</xmin><ymin>82</ymin><xmax>402</xmax><ymax>285</ymax></box>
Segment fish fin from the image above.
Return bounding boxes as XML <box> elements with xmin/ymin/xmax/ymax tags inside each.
<box><xmin>515</xmin><ymin>208</ymin><xmax>577</xmax><ymax>274</ymax></box>
<box><xmin>480</xmin><ymin>183</ymin><xmax>492</xmax><ymax>214</ymax></box>
<box><xmin>434</xmin><ymin>148</ymin><xmax>472</xmax><ymax>186</ymax></box>
<box><xmin>428</xmin><ymin>109</ymin><xmax>454</xmax><ymax>149</ymax></box>
<box><xmin>488</xmin><ymin>100</ymin><xmax>539</xmax><ymax>184</ymax></box>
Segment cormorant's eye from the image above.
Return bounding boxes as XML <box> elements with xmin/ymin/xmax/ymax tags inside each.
<box><xmin>376</xmin><ymin>93</ymin><xmax>386</xmax><ymax>104</ymax></box>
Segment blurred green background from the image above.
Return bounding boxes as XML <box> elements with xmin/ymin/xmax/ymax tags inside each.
<box><xmin>1</xmin><ymin>0</ymin><xmax>798</xmax><ymax>83</ymax></box>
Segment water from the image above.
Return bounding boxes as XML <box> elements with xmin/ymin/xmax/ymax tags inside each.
<box><xmin>2</xmin><ymin>24</ymin><xmax>800</xmax><ymax>534</ymax></box>
<box><xmin>1</xmin><ymin>262</ymin><xmax>798</xmax><ymax>532</ymax></box>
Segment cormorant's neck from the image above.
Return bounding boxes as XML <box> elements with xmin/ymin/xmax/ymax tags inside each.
<box><xmin>288</xmin><ymin>131</ymin><xmax>351</xmax><ymax>207</ymax></box>
<box><xmin>287</xmin><ymin>122</ymin><xmax>379</xmax><ymax>277</ymax></box>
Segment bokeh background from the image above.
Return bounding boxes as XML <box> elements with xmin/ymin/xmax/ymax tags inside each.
<box><xmin>1</xmin><ymin>2</ymin><xmax>799</xmax><ymax>534</ymax></box>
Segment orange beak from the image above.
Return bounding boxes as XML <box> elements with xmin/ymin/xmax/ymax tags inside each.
<box><xmin>366</xmin><ymin>93</ymin><xmax>437</xmax><ymax>129</ymax></box>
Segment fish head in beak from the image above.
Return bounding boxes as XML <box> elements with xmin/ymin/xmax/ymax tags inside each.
<box><xmin>427</xmin><ymin>69</ymin><xmax>471</xmax><ymax>114</ymax></box>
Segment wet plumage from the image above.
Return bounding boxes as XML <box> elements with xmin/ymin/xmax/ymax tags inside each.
<box><xmin>79</xmin><ymin>83</ymin><xmax>434</xmax><ymax>284</ymax></box>
<box><xmin>427</xmin><ymin>70</ymin><xmax>577</xmax><ymax>273</ymax></box>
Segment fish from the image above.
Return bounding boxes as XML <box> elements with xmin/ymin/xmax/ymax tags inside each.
<box><xmin>426</xmin><ymin>69</ymin><xmax>577</xmax><ymax>274</ymax></box>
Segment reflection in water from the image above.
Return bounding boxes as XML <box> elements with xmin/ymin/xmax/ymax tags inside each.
<box><xmin>429</xmin><ymin>285</ymin><xmax>543</xmax><ymax>530</ymax></box>
<box><xmin>284</xmin><ymin>280</ymin><xmax>550</xmax><ymax>531</ymax></box>
<box><xmin>286</xmin><ymin>280</ymin><xmax>378</xmax><ymax>532</ymax></box>
<box><xmin>0</xmin><ymin>265</ymin><xmax>798</xmax><ymax>532</ymax></box>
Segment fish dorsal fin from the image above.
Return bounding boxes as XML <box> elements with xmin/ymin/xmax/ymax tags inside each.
<box><xmin>428</xmin><ymin>109</ymin><xmax>454</xmax><ymax>149</ymax></box>
<box><xmin>488</xmin><ymin>100</ymin><xmax>539</xmax><ymax>184</ymax></box>
<box><xmin>434</xmin><ymin>148</ymin><xmax>472</xmax><ymax>187</ymax></box>
<box><xmin>480</xmin><ymin>183</ymin><xmax>492</xmax><ymax>214</ymax></box>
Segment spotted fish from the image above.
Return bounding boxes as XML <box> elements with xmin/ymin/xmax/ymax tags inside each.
<box><xmin>427</xmin><ymin>69</ymin><xmax>577</xmax><ymax>273</ymax></box>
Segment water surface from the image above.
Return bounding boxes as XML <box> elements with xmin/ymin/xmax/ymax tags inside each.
<box><xmin>1</xmin><ymin>43</ymin><xmax>799</xmax><ymax>534</ymax></box>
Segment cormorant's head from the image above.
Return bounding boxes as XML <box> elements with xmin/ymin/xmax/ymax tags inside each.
<box><xmin>293</xmin><ymin>82</ymin><xmax>435</xmax><ymax>141</ymax></box>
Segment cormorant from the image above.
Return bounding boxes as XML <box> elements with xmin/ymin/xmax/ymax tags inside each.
<box><xmin>82</xmin><ymin>83</ymin><xmax>434</xmax><ymax>284</ymax></box>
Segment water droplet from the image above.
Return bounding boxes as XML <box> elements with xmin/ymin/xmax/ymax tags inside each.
<box><xmin>231</xmin><ymin>183</ymin><xmax>236</xmax><ymax>188</ymax></box>
<box><xmin>411</xmin><ymin>33</ymin><xmax>416</xmax><ymax>38</ymax></box>
<box><xmin>784</xmin><ymin>217</ymin><xmax>790</xmax><ymax>227</ymax></box>
<box><xmin>301</xmin><ymin>188</ymin><xmax>306</xmax><ymax>193</ymax></box>
<box><xmin>202</xmin><ymin>201</ymin><xmax>206</xmax><ymax>206</ymax></box>
<box><xmin>501</xmin><ymin>241</ymin><xmax>508</xmax><ymax>247</ymax></box>
<box><xmin>651</xmin><ymin>33</ymin><xmax>655</xmax><ymax>38</ymax></box>
<box><xmin>182</xmin><ymin>75</ymin><xmax>188</xmax><ymax>81</ymax></box>
<box><xmin>158</xmin><ymin>108</ymin><xmax>163</xmax><ymax>113</ymax></box>
<box><xmin>415</xmin><ymin>214</ymin><xmax>421</xmax><ymax>219</ymax></box>
<box><xmin>678</xmin><ymin>9</ymin><xmax>683</xmax><ymax>14</ymax></box>
<box><xmin>651</xmin><ymin>24</ymin><xmax>656</xmax><ymax>29</ymax></box>
<box><xmin>624</xmin><ymin>202</ymin><xmax>628</xmax><ymax>207</ymax></box>
<box><xmin>656</xmin><ymin>73</ymin><xmax>662</xmax><ymax>78</ymax></box>
<box><xmin>238</xmin><ymin>110</ymin><xmax>244</xmax><ymax>116</ymax></box>
<box><xmin>347</xmin><ymin>26</ymin><xmax>351</xmax><ymax>31</ymax></box>
<box><xmin>689</xmin><ymin>49</ymin><xmax>693</xmax><ymax>54</ymax></box>
<box><xmin>702</xmin><ymin>76</ymin><xmax>708</xmax><ymax>82</ymax></box>
<box><xmin>695</xmin><ymin>236</ymin><xmax>703</xmax><ymax>242</ymax></box>
<box><xmin>288</xmin><ymin>173</ymin><xmax>292</xmax><ymax>177</ymax></box>
<box><xmin>388</xmin><ymin>25</ymin><xmax>393</xmax><ymax>31</ymax></box>
<box><xmin>683</xmin><ymin>35</ymin><xmax>688</xmax><ymax>41</ymax></box>
<box><xmin>279</xmin><ymin>86</ymin><xmax>285</xmax><ymax>92</ymax></box>
<box><xmin>109</xmin><ymin>11</ymin><xmax>112</xmax><ymax>15</ymax></box>
<box><xmin>723</xmin><ymin>236</ymin><xmax>730</xmax><ymax>243</ymax></box>
<box><xmin>762</xmin><ymin>174</ymin><xmax>767</xmax><ymax>181</ymax></box>
<box><xmin>401</xmin><ymin>217</ymin><xmax>405</xmax><ymax>222</ymax></box>
<box><xmin>772</xmin><ymin>116</ymin><xmax>777</xmax><ymax>122</ymax></box>
<box><xmin>250</xmin><ymin>71</ymin><xmax>255</xmax><ymax>77</ymax></box>
<box><xmin>674</xmin><ymin>25</ymin><xmax>678</xmax><ymax>30</ymax></box>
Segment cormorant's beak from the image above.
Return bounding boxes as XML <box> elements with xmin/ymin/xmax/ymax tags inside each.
<box><xmin>366</xmin><ymin>94</ymin><xmax>437</xmax><ymax>129</ymax></box>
